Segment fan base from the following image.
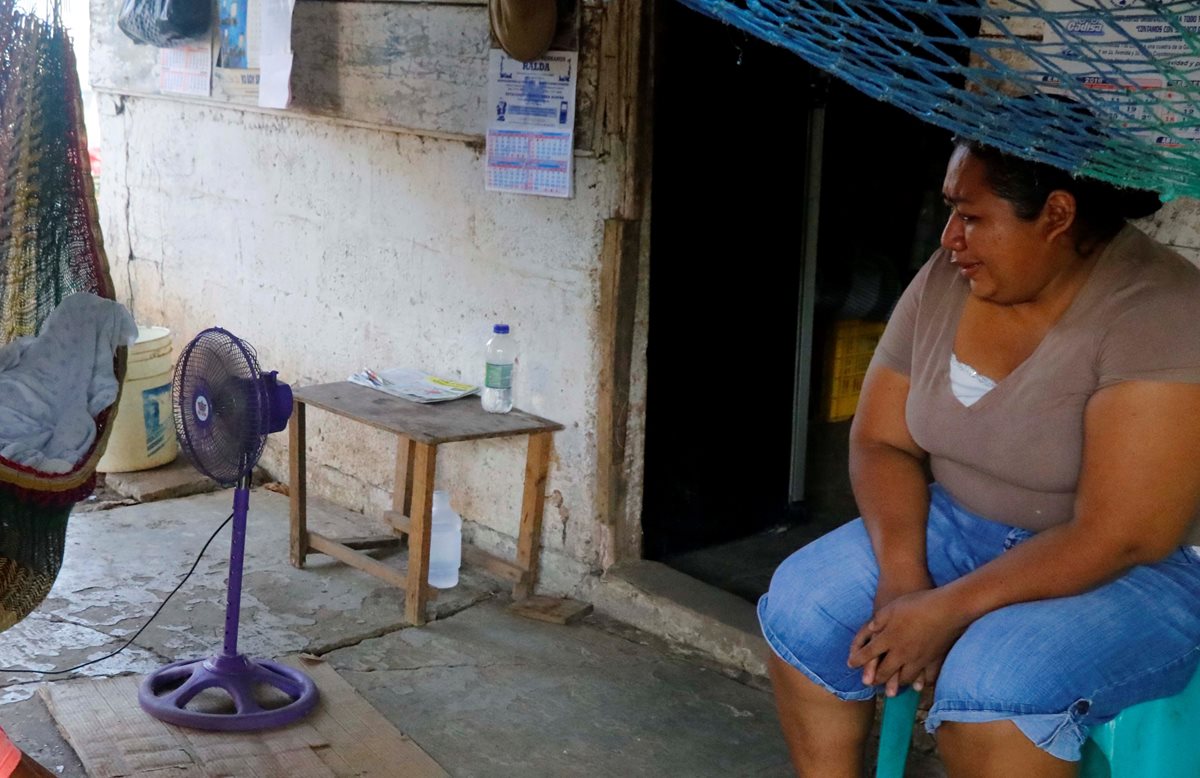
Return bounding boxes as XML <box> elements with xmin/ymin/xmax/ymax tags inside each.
<box><xmin>139</xmin><ymin>654</ymin><xmax>319</xmax><ymax>731</ymax></box>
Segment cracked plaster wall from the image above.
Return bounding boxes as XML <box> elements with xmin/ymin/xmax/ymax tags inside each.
<box><xmin>90</xmin><ymin>0</ymin><xmax>626</xmax><ymax>594</ymax></box>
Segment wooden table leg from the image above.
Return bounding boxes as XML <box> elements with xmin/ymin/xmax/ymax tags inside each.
<box><xmin>405</xmin><ymin>442</ymin><xmax>437</xmax><ymax>625</ymax></box>
<box><xmin>391</xmin><ymin>436</ymin><xmax>415</xmax><ymax>543</ymax></box>
<box><xmin>514</xmin><ymin>431</ymin><xmax>552</xmax><ymax>600</ymax></box>
<box><xmin>289</xmin><ymin>399</ymin><xmax>308</xmax><ymax>568</ymax></box>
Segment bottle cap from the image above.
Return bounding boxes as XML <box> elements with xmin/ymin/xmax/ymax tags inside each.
<box><xmin>493</xmin><ymin>324</ymin><xmax>510</xmax><ymax>334</ymax></box>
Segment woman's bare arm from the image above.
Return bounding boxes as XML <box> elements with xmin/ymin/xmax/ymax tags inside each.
<box><xmin>850</xmin><ymin>363</ymin><xmax>932</xmax><ymax>599</ymax></box>
<box><xmin>851</xmin><ymin>380</ymin><xmax>1200</xmax><ymax>688</ymax></box>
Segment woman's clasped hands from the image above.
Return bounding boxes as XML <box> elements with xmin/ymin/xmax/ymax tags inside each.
<box><xmin>848</xmin><ymin>585</ymin><xmax>971</xmax><ymax>699</ymax></box>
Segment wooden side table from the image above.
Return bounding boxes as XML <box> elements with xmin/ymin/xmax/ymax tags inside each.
<box><xmin>288</xmin><ymin>381</ymin><xmax>564</xmax><ymax>625</ymax></box>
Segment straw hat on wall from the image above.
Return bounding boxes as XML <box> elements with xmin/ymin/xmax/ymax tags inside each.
<box><xmin>489</xmin><ymin>0</ymin><xmax>557</xmax><ymax>61</ymax></box>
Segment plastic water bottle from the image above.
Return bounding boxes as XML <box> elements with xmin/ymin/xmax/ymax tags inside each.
<box><xmin>428</xmin><ymin>490</ymin><xmax>462</xmax><ymax>589</ymax></box>
<box><xmin>482</xmin><ymin>324</ymin><xmax>516</xmax><ymax>413</ymax></box>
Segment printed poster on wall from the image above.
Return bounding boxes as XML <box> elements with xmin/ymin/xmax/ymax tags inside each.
<box><xmin>485</xmin><ymin>50</ymin><xmax>578</xmax><ymax>198</ymax></box>
<box><xmin>159</xmin><ymin>42</ymin><xmax>213</xmax><ymax>96</ymax></box>
<box><xmin>156</xmin><ymin>0</ymin><xmax>291</xmax><ymax>108</ymax></box>
<box><xmin>258</xmin><ymin>0</ymin><xmax>295</xmax><ymax>108</ymax></box>
<box><xmin>212</xmin><ymin>0</ymin><xmax>261</xmax><ymax>104</ymax></box>
<box><xmin>1037</xmin><ymin>1</ymin><xmax>1200</xmax><ymax>146</ymax></box>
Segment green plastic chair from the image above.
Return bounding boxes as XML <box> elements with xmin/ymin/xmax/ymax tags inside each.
<box><xmin>875</xmin><ymin>666</ymin><xmax>1200</xmax><ymax>777</ymax></box>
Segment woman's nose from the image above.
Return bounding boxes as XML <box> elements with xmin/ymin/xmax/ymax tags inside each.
<box><xmin>941</xmin><ymin>215</ymin><xmax>964</xmax><ymax>251</ymax></box>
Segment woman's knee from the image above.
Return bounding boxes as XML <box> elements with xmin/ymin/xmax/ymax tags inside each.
<box><xmin>759</xmin><ymin>520</ymin><xmax>881</xmax><ymax>698</ymax></box>
<box><xmin>937</xmin><ymin>720</ymin><xmax>1077</xmax><ymax>776</ymax></box>
<box><xmin>937</xmin><ymin>719</ymin><xmax>1020</xmax><ymax>748</ymax></box>
<box><xmin>761</xmin><ymin>519</ymin><xmax>877</xmax><ymax>621</ymax></box>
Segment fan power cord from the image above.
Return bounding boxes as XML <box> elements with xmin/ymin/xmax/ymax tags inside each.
<box><xmin>0</xmin><ymin>511</ymin><xmax>235</xmax><ymax>676</ymax></box>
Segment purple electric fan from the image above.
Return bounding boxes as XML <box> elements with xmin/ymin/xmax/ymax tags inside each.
<box><xmin>138</xmin><ymin>327</ymin><xmax>318</xmax><ymax>731</ymax></box>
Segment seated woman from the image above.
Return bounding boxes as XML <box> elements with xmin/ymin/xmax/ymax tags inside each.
<box><xmin>759</xmin><ymin>138</ymin><xmax>1200</xmax><ymax>776</ymax></box>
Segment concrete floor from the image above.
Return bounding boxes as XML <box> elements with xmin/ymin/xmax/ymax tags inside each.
<box><xmin>0</xmin><ymin>481</ymin><xmax>945</xmax><ymax>777</ymax></box>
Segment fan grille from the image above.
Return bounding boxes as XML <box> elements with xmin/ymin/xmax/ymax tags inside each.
<box><xmin>173</xmin><ymin>328</ymin><xmax>267</xmax><ymax>487</ymax></box>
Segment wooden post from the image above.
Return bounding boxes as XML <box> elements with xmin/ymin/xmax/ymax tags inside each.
<box><xmin>596</xmin><ymin>219</ymin><xmax>641</xmax><ymax>563</ymax></box>
<box><xmin>288</xmin><ymin>399</ymin><xmax>308</xmax><ymax>568</ymax></box>
<box><xmin>405</xmin><ymin>442</ymin><xmax>437</xmax><ymax>625</ymax></box>
<box><xmin>593</xmin><ymin>0</ymin><xmax>653</xmax><ymax>565</ymax></box>
<box><xmin>392</xmin><ymin>436</ymin><xmax>415</xmax><ymax>542</ymax></box>
<box><xmin>515</xmin><ymin>431</ymin><xmax>552</xmax><ymax>600</ymax></box>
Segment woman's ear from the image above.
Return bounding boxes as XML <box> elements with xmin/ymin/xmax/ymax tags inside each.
<box><xmin>1042</xmin><ymin>190</ymin><xmax>1077</xmax><ymax>242</ymax></box>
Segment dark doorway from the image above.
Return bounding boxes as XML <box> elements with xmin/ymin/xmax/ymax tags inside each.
<box><xmin>642</xmin><ymin>0</ymin><xmax>951</xmax><ymax>602</ymax></box>
<box><xmin>642</xmin><ymin>1</ymin><xmax>814</xmax><ymax>562</ymax></box>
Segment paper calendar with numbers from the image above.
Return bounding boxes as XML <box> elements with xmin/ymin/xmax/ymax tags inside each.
<box><xmin>159</xmin><ymin>43</ymin><xmax>213</xmax><ymax>97</ymax></box>
<box><xmin>485</xmin><ymin>50</ymin><xmax>578</xmax><ymax>198</ymax></box>
<box><xmin>1038</xmin><ymin>1</ymin><xmax>1200</xmax><ymax>146</ymax></box>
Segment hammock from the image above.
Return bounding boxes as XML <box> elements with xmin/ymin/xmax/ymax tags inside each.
<box><xmin>0</xmin><ymin>0</ymin><xmax>125</xmax><ymax>631</ymax></box>
<box><xmin>675</xmin><ymin>0</ymin><xmax>1200</xmax><ymax>200</ymax></box>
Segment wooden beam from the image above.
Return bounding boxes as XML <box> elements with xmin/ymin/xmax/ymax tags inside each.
<box><xmin>288</xmin><ymin>400</ymin><xmax>308</xmax><ymax>568</ymax></box>
<box><xmin>509</xmin><ymin>595</ymin><xmax>593</xmax><ymax>626</ymax></box>
<box><xmin>515</xmin><ymin>431</ymin><xmax>553</xmax><ymax>598</ymax></box>
<box><xmin>462</xmin><ymin>545</ymin><xmax>524</xmax><ymax>583</ymax></box>
<box><xmin>307</xmin><ymin>532</ymin><xmax>437</xmax><ymax>600</ymax></box>
<box><xmin>392</xmin><ymin>436</ymin><xmax>415</xmax><ymax>546</ymax></box>
<box><xmin>339</xmin><ymin>536</ymin><xmax>403</xmax><ymax>550</ymax></box>
<box><xmin>308</xmin><ymin>532</ymin><xmax>408</xmax><ymax>588</ymax></box>
<box><xmin>595</xmin><ymin>218</ymin><xmax>642</xmax><ymax>561</ymax></box>
<box><xmin>393</xmin><ymin>437</ymin><xmax>415</xmax><ymax>518</ymax></box>
<box><xmin>594</xmin><ymin>0</ymin><xmax>654</xmax><ymax>565</ymax></box>
<box><xmin>405</xmin><ymin>443</ymin><xmax>437</xmax><ymax>625</ymax></box>
<box><xmin>618</xmin><ymin>0</ymin><xmax>653</xmax><ymax>219</ymax></box>
<box><xmin>384</xmin><ymin>510</ymin><xmax>411</xmax><ymax>535</ymax></box>
<box><xmin>595</xmin><ymin>0</ymin><xmax>654</xmax><ymax>218</ymax></box>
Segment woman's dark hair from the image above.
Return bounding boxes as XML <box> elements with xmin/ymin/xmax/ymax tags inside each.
<box><xmin>952</xmin><ymin>136</ymin><xmax>1162</xmax><ymax>252</ymax></box>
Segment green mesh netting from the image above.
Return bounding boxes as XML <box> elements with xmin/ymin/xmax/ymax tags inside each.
<box><xmin>0</xmin><ymin>492</ymin><xmax>68</xmax><ymax>631</ymax></box>
<box><xmin>1</xmin><ymin>0</ymin><xmax>110</xmax><ymax>345</ymax></box>
<box><xmin>675</xmin><ymin>0</ymin><xmax>1200</xmax><ymax>200</ymax></box>
<box><xmin>0</xmin><ymin>0</ymin><xmax>116</xmax><ymax>498</ymax></box>
<box><xmin>1</xmin><ymin>0</ymin><xmax>116</xmax><ymax>633</ymax></box>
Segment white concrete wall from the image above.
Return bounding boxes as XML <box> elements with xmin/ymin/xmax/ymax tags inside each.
<box><xmin>92</xmin><ymin>0</ymin><xmax>620</xmax><ymax>594</ymax></box>
<box><xmin>1141</xmin><ymin>199</ymin><xmax>1200</xmax><ymax>266</ymax></box>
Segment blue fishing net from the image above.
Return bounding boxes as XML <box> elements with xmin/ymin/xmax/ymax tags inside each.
<box><xmin>675</xmin><ymin>0</ymin><xmax>1200</xmax><ymax>200</ymax></box>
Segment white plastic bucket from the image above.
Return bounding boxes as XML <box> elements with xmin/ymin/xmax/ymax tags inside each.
<box><xmin>98</xmin><ymin>326</ymin><xmax>179</xmax><ymax>473</ymax></box>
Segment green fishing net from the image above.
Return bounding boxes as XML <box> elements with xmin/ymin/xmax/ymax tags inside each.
<box><xmin>676</xmin><ymin>0</ymin><xmax>1200</xmax><ymax>199</ymax></box>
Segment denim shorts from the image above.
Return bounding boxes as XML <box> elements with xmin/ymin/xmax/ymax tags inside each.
<box><xmin>758</xmin><ymin>483</ymin><xmax>1200</xmax><ymax>761</ymax></box>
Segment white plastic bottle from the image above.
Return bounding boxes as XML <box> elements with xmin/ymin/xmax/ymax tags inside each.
<box><xmin>482</xmin><ymin>323</ymin><xmax>516</xmax><ymax>413</ymax></box>
<box><xmin>427</xmin><ymin>490</ymin><xmax>462</xmax><ymax>589</ymax></box>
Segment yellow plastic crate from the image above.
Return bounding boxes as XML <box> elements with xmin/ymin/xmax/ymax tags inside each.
<box><xmin>820</xmin><ymin>319</ymin><xmax>887</xmax><ymax>422</ymax></box>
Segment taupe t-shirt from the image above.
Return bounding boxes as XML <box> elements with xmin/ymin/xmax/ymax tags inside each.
<box><xmin>872</xmin><ymin>224</ymin><xmax>1200</xmax><ymax>542</ymax></box>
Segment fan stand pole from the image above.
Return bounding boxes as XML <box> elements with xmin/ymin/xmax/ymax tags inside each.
<box><xmin>223</xmin><ymin>475</ymin><xmax>251</xmax><ymax>658</ymax></box>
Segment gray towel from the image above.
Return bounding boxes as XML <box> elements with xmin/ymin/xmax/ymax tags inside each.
<box><xmin>0</xmin><ymin>293</ymin><xmax>138</xmax><ymax>473</ymax></box>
